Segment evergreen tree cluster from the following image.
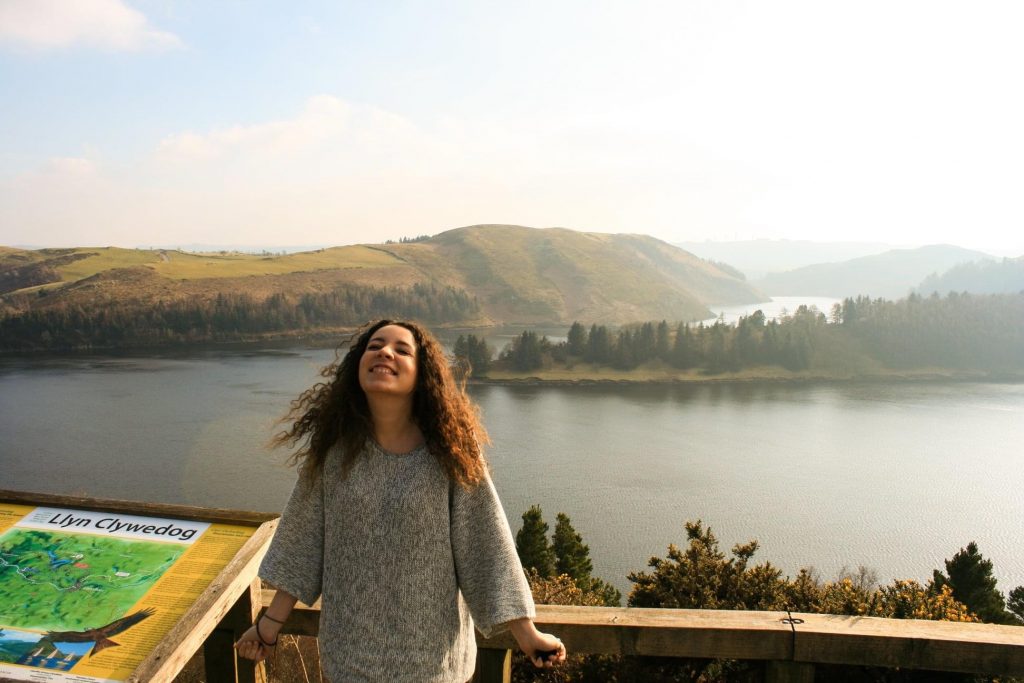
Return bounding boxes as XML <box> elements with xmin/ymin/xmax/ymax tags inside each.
<box><xmin>500</xmin><ymin>311</ymin><xmax>824</xmax><ymax>373</ymax></box>
<box><xmin>493</xmin><ymin>291</ymin><xmax>1024</xmax><ymax>375</ymax></box>
<box><xmin>917</xmin><ymin>257</ymin><xmax>1024</xmax><ymax>296</ymax></box>
<box><xmin>932</xmin><ymin>542</ymin><xmax>1021</xmax><ymax>625</ymax></box>
<box><xmin>452</xmin><ymin>334</ymin><xmax>493</xmax><ymax>376</ymax></box>
<box><xmin>500</xmin><ymin>331</ymin><xmax>551</xmax><ymax>371</ymax></box>
<box><xmin>839</xmin><ymin>292</ymin><xmax>1024</xmax><ymax>370</ymax></box>
<box><xmin>383</xmin><ymin>234</ymin><xmax>432</xmax><ymax>244</ymax></box>
<box><xmin>0</xmin><ymin>282</ymin><xmax>479</xmax><ymax>351</ymax></box>
<box><xmin>514</xmin><ymin>505</ymin><xmax>621</xmax><ymax>607</ymax></box>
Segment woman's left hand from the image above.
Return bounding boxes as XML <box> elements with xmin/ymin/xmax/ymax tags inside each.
<box><xmin>234</xmin><ymin>624</ymin><xmax>276</xmax><ymax>662</ymax></box>
<box><xmin>508</xmin><ymin>618</ymin><xmax>567</xmax><ymax>668</ymax></box>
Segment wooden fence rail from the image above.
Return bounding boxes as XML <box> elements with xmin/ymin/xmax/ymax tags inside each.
<box><xmin>259</xmin><ymin>589</ymin><xmax>1024</xmax><ymax>682</ymax></box>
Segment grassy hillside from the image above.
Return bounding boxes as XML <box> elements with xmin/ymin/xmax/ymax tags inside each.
<box><xmin>0</xmin><ymin>245</ymin><xmax>403</xmax><ymax>285</ymax></box>
<box><xmin>1</xmin><ymin>226</ymin><xmax>763</xmax><ymax>346</ymax></box>
<box><xmin>376</xmin><ymin>225</ymin><xmax>762</xmax><ymax>324</ymax></box>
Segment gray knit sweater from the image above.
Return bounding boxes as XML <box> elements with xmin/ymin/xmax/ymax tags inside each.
<box><xmin>259</xmin><ymin>440</ymin><xmax>535</xmax><ymax>683</ymax></box>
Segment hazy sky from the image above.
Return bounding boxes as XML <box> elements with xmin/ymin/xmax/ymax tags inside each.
<box><xmin>2</xmin><ymin>1</ymin><xmax>1022</xmax><ymax>254</ymax></box>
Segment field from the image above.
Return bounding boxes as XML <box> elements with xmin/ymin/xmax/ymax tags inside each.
<box><xmin>1</xmin><ymin>245</ymin><xmax>402</xmax><ymax>286</ymax></box>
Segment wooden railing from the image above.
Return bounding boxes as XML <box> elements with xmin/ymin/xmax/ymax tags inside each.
<box><xmin>261</xmin><ymin>588</ymin><xmax>1024</xmax><ymax>682</ymax></box>
<box><xmin>5</xmin><ymin>487</ymin><xmax>1020</xmax><ymax>682</ymax></box>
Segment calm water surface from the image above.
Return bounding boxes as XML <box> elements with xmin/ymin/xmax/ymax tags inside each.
<box><xmin>1</xmin><ymin>348</ymin><xmax>1022</xmax><ymax>596</ymax></box>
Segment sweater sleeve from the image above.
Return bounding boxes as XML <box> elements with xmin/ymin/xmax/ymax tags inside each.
<box><xmin>451</xmin><ymin>471</ymin><xmax>536</xmax><ymax>637</ymax></box>
<box><xmin>259</xmin><ymin>465</ymin><xmax>324</xmax><ymax>606</ymax></box>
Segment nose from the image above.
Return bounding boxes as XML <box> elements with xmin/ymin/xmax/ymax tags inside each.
<box><xmin>376</xmin><ymin>345</ymin><xmax>394</xmax><ymax>359</ymax></box>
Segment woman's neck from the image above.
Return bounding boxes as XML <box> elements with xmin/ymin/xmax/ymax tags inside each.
<box><xmin>367</xmin><ymin>396</ymin><xmax>423</xmax><ymax>453</ymax></box>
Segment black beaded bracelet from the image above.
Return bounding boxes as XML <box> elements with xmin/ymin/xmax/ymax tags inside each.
<box><xmin>255</xmin><ymin>619</ymin><xmax>278</xmax><ymax>648</ymax></box>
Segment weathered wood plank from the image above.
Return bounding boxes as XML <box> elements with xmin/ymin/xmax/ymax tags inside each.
<box><xmin>259</xmin><ymin>594</ymin><xmax>793</xmax><ymax>661</ymax></box>
<box><xmin>789</xmin><ymin>612</ymin><xmax>1024</xmax><ymax>676</ymax></box>
<box><xmin>127</xmin><ymin>519</ymin><xmax>277</xmax><ymax>682</ymax></box>
<box><xmin>0</xmin><ymin>488</ymin><xmax>278</xmax><ymax>525</ymax></box>
<box><xmin>227</xmin><ymin>578</ymin><xmax>268</xmax><ymax>683</ymax></box>
<box><xmin>477</xmin><ymin>605</ymin><xmax>794</xmax><ymax>661</ymax></box>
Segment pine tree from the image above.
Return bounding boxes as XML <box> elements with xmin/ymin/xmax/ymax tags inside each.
<box><xmin>552</xmin><ymin>513</ymin><xmax>593</xmax><ymax>585</ymax></box>
<box><xmin>453</xmin><ymin>335</ymin><xmax>469</xmax><ymax>361</ymax></box>
<box><xmin>466</xmin><ymin>334</ymin><xmax>492</xmax><ymax>375</ymax></box>
<box><xmin>655</xmin><ymin>320</ymin><xmax>670</xmax><ymax>360</ymax></box>
<box><xmin>1007</xmin><ymin>586</ymin><xmax>1024</xmax><ymax>624</ymax></box>
<box><xmin>504</xmin><ymin>331</ymin><xmax>544</xmax><ymax>371</ymax></box>
<box><xmin>932</xmin><ymin>542</ymin><xmax>1015</xmax><ymax>624</ymax></box>
<box><xmin>566</xmin><ymin>321</ymin><xmax>587</xmax><ymax>356</ymax></box>
<box><xmin>515</xmin><ymin>505</ymin><xmax>555</xmax><ymax>578</ymax></box>
<box><xmin>586</xmin><ymin>324</ymin><xmax>611</xmax><ymax>364</ymax></box>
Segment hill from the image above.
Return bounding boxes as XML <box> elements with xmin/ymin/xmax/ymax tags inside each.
<box><xmin>379</xmin><ymin>225</ymin><xmax>762</xmax><ymax>324</ymax></box>
<box><xmin>916</xmin><ymin>256</ymin><xmax>1024</xmax><ymax>295</ymax></box>
<box><xmin>751</xmin><ymin>245</ymin><xmax>993</xmax><ymax>299</ymax></box>
<box><xmin>0</xmin><ymin>226</ymin><xmax>763</xmax><ymax>350</ymax></box>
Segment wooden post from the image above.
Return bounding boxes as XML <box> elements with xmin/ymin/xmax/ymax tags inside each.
<box><xmin>204</xmin><ymin>578</ymin><xmax>268</xmax><ymax>683</ymax></box>
<box><xmin>765</xmin><ymin>660</ymin><xmax>815</xmax><ymax>683</ymax></box>
<box><xmin>232</xmin><ymin>578</ymin><xmax>268</xmax><ymax>683</ymax></box>
<box><xmin>473</xmin><ymin>647</ymin><xmax>511</xmax><ymax>683</ymax></box>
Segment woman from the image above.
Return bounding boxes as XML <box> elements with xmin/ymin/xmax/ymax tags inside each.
<box><xmin>235</xmin><ymin>319</ymin><xmax>565</xmax><ymax>681</ymax></box>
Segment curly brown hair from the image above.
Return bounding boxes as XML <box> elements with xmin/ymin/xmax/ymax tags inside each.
<box><xmin>272</xmin><ymin>319</ymin><xmax>490</xmax><ymax>487</ymax></box>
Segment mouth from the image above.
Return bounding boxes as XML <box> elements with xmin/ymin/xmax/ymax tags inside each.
<box><xmin>370</xmin><ymin>365</ymin><xmax>397</xmax><ymax>376</ymax></box>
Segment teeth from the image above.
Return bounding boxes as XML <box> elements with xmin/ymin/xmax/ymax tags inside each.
<box><xmin>372</xmin><ymin>366</ymin><xmax>395</xmax><ymax>375</ymax></box>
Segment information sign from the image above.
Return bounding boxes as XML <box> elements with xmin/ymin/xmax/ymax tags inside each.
<box><xmin>0</xmin><ymin>503</ymin><xmax>256</xmax><ymax>682</ymax></box>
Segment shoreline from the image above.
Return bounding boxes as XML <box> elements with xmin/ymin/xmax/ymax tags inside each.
<box><xmin>469</xmin><ymin>369</ymin><xmax>1024</xmax><ymax>386</ymax></box>
<box><xmin>3</xmin><ymin>335</ymin><xmax>1021</xmax><ymax>386</ymax></box>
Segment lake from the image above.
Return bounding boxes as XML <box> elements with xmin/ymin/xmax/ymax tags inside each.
<box><xmin>1</xmin><ymin>347</ymin><xmax>1021</xmax><ymax>598</ymax></box>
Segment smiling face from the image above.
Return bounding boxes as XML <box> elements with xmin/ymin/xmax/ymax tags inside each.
<box><xmin>357</xmin><ymin>324</ymin><xmax>419</xmax><ymax>398</ymax></box>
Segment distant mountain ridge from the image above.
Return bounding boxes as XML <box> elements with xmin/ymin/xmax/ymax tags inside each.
<box><xmin>676</xmin><ymin>239</ymin><xmax>897</xmax><ymax>280</ymax></box>
<box><xmin>917</xmin><ymin>256</ymin><xmax>1024</xmax><ymax>295</ymax></box>
<box><xmin>0</xmin><ymin>225</ymin><xmax>763</xmax><ymax>334</ymax></box>
<box><xmin>751</xmin><ymin>245</ymin><xmax>994</xmax><ymax>299</ymax></box>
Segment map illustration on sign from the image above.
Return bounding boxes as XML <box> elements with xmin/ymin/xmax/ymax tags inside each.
<box><xmin>0</xmin><ymin>504</ymin><xmax>255</xmax><ymax>682</ymax></box>
<box><xmin>0</xmin><ymin>529</ymin><xmax>181</xmax><ymax>632</ymax></box>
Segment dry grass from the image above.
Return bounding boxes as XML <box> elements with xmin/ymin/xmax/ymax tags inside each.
<box><xmin>174</xmin><ymin>635</ymin><xmax>324</xmax><ymax>683</ymax></box>
<box><xmin>0</xmin><ymin>245</ymin><xmax>405</xmax><ymax>293</ymax></box>
<box><xmin>27</xmin><ymin>246</ymin><xmax>399</xmax><ymax>283</ymax></box>
<box><xmin>149</xmin><ymin>246</ymin><xmax>400</xmax><ymax>280</ymax></box>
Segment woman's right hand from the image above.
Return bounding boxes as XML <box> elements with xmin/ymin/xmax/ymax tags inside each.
<box><xmin>234</xmin><ymin>623</ymin><xmax>276</xmax><ymax>662</ymax></box>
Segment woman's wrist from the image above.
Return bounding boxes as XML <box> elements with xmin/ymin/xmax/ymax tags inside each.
<box><xmin>254</xmin><ymin>619</ymin><xmax>278</xmax><ymax>647</ymax></box>
<box><xmin>257</xmin><ymin>614</ymin><xmax>284</xmax><ymax>639</ymax></box>
<box><xmin>508</xmin><ymin>617</ymin><xmax>538</xmax><ymax>643</ymax></box>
